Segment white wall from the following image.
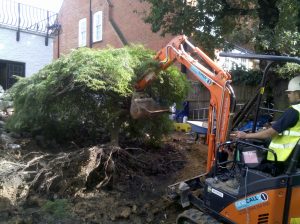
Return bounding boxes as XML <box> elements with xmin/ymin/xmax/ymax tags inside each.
<box><xmin>0</xmin><ymin>27</ymin><xmax>53</xmax><ymax>76</ymax></box>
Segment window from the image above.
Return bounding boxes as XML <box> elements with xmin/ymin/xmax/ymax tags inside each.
<box><xmin>93</xmin><ymin>11</ymin><xmax>103</xmax><ymax>42</ymax></box>
<box><xmin>78</xmin><ymin>18</ymin><xmax>87</xmax><ymax>47</ymax></box>
<box><xmin>0</xmin><ymin>60</ymin><xmax>25</xmax><ymax>90</ymax></box>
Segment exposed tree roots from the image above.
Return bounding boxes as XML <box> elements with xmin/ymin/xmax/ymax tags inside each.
<box><xmin>0</xmin><ymin>141</ymin><xmax>185</xmax><ymax>207</ymax></box>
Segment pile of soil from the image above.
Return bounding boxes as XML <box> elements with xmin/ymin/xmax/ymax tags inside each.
<box><xmin>0</xmin><ymin>132</ymin><xmax>208</xmax><ymax>224</ymax></box>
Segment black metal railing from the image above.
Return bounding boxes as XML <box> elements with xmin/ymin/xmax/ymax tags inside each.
<box><xmin>0</xmin><ymin>0</ymin><xmax>58</xmax><ymax>36</ymax></box>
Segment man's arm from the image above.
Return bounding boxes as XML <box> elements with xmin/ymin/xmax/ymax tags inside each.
<box><xmin>233</xmin><ymin>128</ymin><xmax>278</xmax><ymax>140</ymax></box>
<box><xmin>232</xmin><ymin>107</ymin><xmax>299</xmax><ymax>140</ymax></box>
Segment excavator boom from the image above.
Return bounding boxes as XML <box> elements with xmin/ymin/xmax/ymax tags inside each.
<box><xmin>131</xmin><ymin>35</ymin><xmax>236</xmax><ymax>171</ymax></box>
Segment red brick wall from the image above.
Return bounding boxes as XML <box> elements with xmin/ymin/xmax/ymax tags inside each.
<box><xmin>109</xmin><ymin>0</ymin><xmax>171</xmax><ymax>51</ymax></box>
<box><xmin>53</xmin><ymin>0</ymin><xmax>172</xmax><ymax>59</ymax></box>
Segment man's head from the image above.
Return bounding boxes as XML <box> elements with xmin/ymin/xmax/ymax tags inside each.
<box><xmin>286</xmin><ymin>75</ymin><xmax>300</xmax><ymax>104</ymax></box>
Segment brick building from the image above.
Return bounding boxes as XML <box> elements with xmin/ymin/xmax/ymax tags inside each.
<box><xmin>53</xmin><ymin>0</ymin><xmax>171</xmax><ymax>58</ymax></box>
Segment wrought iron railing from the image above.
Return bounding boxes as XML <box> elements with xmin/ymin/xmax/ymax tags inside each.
<box><xmin>0</xmin><ymin>0</ymin><xmax>59</xmax><ymax>36</ymax></box>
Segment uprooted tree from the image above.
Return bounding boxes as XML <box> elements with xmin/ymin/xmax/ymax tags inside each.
<box><xmin>1</xmin><ymin>46</ymin><xmax>190</xmax><ymax>200</ymax></box>
<box><xmin>6</xmin><ymin>46</ymin><xmax>189</xmax><ymax>146</ymax></box>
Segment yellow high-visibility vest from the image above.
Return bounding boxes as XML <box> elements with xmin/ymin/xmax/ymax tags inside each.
<box><xmin>267</xmin><ymin>104</ymin><xmax>300</xmax><ymax>161</ymax></box>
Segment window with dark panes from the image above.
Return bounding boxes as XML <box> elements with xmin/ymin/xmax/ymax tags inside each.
<box><xmin>0</xmin><ymin>60</ymin><xmax>25</xmax><ymax>89</ymax></box>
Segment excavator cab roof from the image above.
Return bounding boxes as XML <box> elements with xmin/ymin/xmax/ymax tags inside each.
<box><xmin>219</xmin><ymin>52</ymin><xmax>300</xmax><ymax>64</ymax></box>
<box><xmin>219</xmin><ymin>52</ymin><xmax>300</xmax><ymax>132</ymax></box>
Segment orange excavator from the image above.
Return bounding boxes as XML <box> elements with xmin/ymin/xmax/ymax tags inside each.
<box><xmin>130</xmin><ymin>35</ymin><xmax>300</xmax><ymax>223</ymax></box>
<box><xmin>130</xmin><ymin>35</ymin><xmax>236</xmax><ymax>172</ymax></box>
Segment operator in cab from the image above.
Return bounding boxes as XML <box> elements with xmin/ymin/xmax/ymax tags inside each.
<box><xmin>233</xmin><ymin>75</ymin><xmax>300</xmax><ymax>173</ymax></box>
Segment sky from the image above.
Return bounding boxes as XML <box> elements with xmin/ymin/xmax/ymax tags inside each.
<box><xmin>15</xmin><ymin>0</ymin><xmax>63</xmax><ymax>12</ymax></box>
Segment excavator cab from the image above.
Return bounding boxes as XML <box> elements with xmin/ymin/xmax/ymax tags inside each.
<box><xmin>130</xmin><ymin>35</ymin><xmax>300</xmax><ymax>223</ymax></box>
<box><xmin>172</xmin><ymin>53</ymin><xmax>300</xmax><ymax>224</ymax></box>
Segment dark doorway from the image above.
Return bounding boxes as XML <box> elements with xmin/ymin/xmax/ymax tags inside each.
<box><xmin>0</xmin><ymin>60</ymin><xmax>25</xmax><ymax>90</ymax></box>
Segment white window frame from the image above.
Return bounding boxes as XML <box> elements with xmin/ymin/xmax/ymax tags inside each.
<box><xmin>93</xmin><ymin>11</ymin><xmax>103</xmax><ymax>42</ymax></box>
<box><xmin>78</xmin><ymin>18</ymin><xmax>87</xmax><ymax>47</ymax></box>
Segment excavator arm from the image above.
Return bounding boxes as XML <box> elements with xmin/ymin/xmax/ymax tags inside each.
<box><xmin>131</xmin><ymin>35</ymin><xmax>236</xmax><ymax>171</ymax></box>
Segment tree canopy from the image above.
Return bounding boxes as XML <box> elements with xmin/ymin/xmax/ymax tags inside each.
<box><xmin>142</xmin><ymin>0</ymin><xmax>300</xmax><ymax>55</ymax></box>
<box><xmin>141</xmin><ymin>0</ymin><xmax>300</xmax><ymax>78</ymax></box>
<box><xmin>7</xmin><ymin>46</ymin><xmax>189</xmax><ymax>146</ymax></box>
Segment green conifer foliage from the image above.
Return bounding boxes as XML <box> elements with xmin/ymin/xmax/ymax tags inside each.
<box><xmin>7</xmin><ymin>46</ymin><xmax>189</xmax><ymax>145</ymax></box>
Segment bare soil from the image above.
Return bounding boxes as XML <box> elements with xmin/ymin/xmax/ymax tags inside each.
<box><xmin>0</xmin><ymin>131</ymin><xmax>208</xmax><ymax>224</ymax></box>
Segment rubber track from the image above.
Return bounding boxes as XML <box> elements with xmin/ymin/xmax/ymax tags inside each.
<box><xmin>176</xmin><ymin>208</ymin><xmax>221</xmax><ymax>224</ymax></box>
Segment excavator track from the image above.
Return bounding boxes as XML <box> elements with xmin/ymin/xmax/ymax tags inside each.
<box><xmin>176</xmin><ymin>209</ymin><xmax>221</xmax><ymax>224</ymax></box>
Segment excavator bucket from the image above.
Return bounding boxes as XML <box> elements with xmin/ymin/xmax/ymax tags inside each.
<box><xmin>130</xmin><ymin>92</ymin><xmax>169</xmax><ymax>119</ymax></box>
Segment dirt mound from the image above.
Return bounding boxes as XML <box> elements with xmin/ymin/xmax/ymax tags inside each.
<box><xmin>0</xmin><ymin>132</ymin><xmax>207</xmax><ymax>223</ymax></box>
